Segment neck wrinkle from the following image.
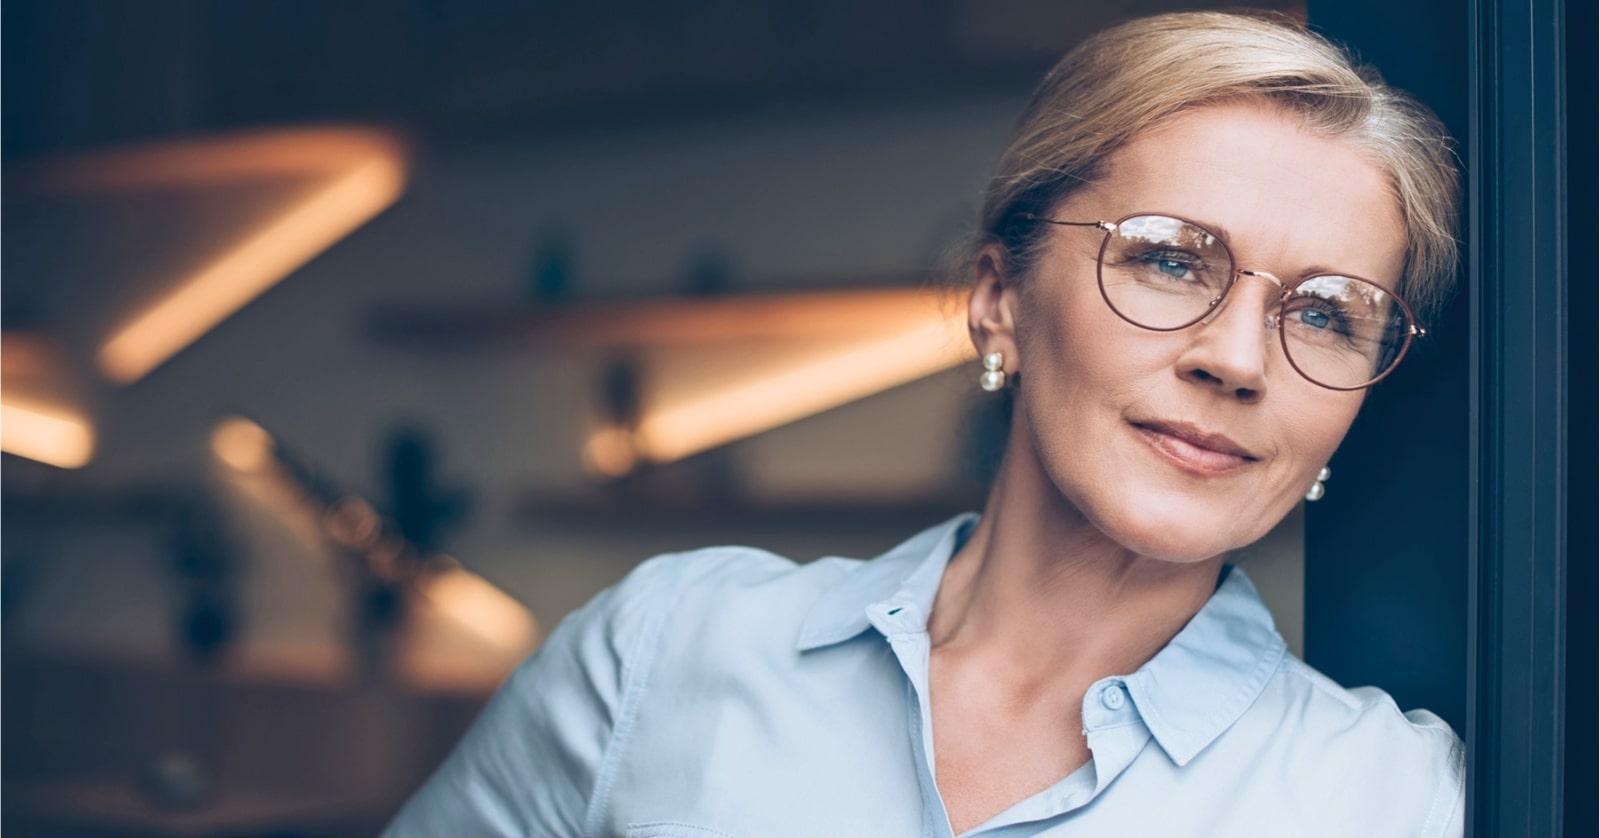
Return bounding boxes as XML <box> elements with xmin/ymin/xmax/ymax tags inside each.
<box><xmin>930</xmin><ymin>446</ymin><xmax>1225</xmax><ymax>683</ymax></box>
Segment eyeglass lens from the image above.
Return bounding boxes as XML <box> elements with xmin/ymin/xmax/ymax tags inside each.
<box><xmin>1097</xmin><ymin>214</ymin><xmax>1411</xmax><ymax>389</ymax></box>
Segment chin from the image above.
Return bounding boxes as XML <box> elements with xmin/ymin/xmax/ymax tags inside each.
<box><xmin>1114</xmin><ymin>532</ymin><xmax>1232</xmax><ymax>564</ymax></box>
<box><xmin>1083</xmin><ymin>490</ymin><xmax>1249</xmax><ymax>563</ymax></box>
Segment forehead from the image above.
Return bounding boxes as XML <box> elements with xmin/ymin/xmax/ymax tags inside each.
<box><xmin>1074</xmin><ymin>102</ymin><xmax>1408</xmax><ymax>286</ymax></box>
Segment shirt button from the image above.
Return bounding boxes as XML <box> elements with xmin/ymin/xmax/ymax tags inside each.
<box><xmin>1100</xmin><ymin>684</ymin><xmax>1126</xmax><ymax>710</ymax></box>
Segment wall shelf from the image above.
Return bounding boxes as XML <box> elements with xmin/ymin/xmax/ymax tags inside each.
<box><xmin>365</xmin><ymin>283</ymin><xmax>964</xmax><ymax>350</ymax></box>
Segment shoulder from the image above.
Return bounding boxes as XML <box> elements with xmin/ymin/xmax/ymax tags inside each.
<box><xmin>384</xmin><ymin>546</ymin><xmax>870</xmax><ymax>837</ymax></box>
<box><xmin>1271</xmin><ymin>654</ymin><xmax>1462</xmax><ymax>752</ymax></box>
<box><xmin>596</xmin><ymin>543</ymin><xmax>862</xmax><ymax>617</ymax></box>
<box><xmin>1250</xmin><ymin>655</ymin><xmax>1464</xmax><ymax>834</ymax></box>
<box><xmin>553</xmin><ymin>544</ymin><xmax>864</xmax><ymax>671</ymax></box>
<box><xmin>637</xmin><ymin>544</ymin><xmax>863</xmax><ymax>633</ymax></box>
<box><xmin>625</xmin><ymin>543</ymin><xmax>857</xmax><ymax>598</ymax></box>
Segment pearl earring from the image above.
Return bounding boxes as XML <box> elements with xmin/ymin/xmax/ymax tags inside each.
<box><xmin>979</xmin><ymin>352</ymin><xmax>1006</xmax><ymax>392</ymax></box>
<box><xmin>1305</xmin><ymin>466</ymin><xmax>1331</xmax><ymax>501</ymax></box>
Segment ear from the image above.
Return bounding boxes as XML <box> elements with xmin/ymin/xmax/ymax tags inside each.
<box><xmin>968</xmin><ymin>243</ymin><xmax>1021</xmax><ymax>373</ymax></box>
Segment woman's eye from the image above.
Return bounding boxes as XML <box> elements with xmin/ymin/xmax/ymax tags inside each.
<box><xmin>1297</xmin><ymin>309</ymin><xmax>1332</xmax><ymax>329</ymax></box>
<box><xmin>1133</xmin><ymin>251</ymin><xmax>1201</xmax><ymax>281</ymax></box>
<box><xmin>1156</xmin><ymin>259</ymin><xmax>1190</xmax><ymax>279</ymax></box>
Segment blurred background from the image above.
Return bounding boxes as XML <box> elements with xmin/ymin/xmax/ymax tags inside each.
<box><xmin>1</xmin><ymin>1</ymin><xmax>1357</xmax><ymax>835</ymax></box>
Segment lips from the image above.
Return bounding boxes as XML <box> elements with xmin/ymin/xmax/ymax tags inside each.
<box><xmin>1130</xmin><ymin>419</ymin><xmax>1258</xmax><ymax>476</ymax></box>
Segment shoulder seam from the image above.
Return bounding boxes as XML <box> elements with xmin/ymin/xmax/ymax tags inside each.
<box><xmin>1279</xmin><ymin>657</ymin><xmax>1456</xmax><ymax>734</ymax></box>
<box><xmin>1279</xmin><ymin>657</ymin><xmax>1373</xmax><ymax>711</ymax></box>
<box><xmin>580</xmin><ymin>555</ymin><xmax>693</xmax><ymax>837</ymax></box>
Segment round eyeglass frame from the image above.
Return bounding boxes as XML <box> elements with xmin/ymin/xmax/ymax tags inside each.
<box><xmin>1020</xmin><ymin>211</ymin><xmax>1427</xmax><ymax>391</ymax></box>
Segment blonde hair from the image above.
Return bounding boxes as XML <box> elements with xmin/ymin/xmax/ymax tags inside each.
<box><xmin>968</xmin><ymin>11</ymin><xmax>1460</xmax><ymax>324</ymax></box>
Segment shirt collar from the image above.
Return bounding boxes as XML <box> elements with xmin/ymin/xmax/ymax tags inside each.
<box><xmin>793</xmin><ymin>512</ymin><xmax>1287</xmax><ymax>767</ymax></box>
<box><xmin>1123</xmin><ymin>565</ymin><xmax>1287</xmax><ymax>766</ymax></box>
<box><xmin>796</xmin><ymin>513</ymin><xmax>977</xmax><ymax>651</ymax></box>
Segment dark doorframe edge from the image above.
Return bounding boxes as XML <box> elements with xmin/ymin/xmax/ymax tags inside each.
<box><xmin>1559</xmin><ymin>0</ymin><xmax>1599</xmax><ymax>832</ymax></box>
<box><xmin>1467</xmin><ymin>0</ymin><xmax>1569</xmax><ymax>833</ymax></box>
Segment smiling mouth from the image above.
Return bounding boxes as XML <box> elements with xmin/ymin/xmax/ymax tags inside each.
<box><xmin>1130</xmin><ymin>420</ymin><xmax>1258</xmax><ymax>476</ymax></box>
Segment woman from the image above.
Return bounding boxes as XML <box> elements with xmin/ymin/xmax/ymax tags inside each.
<box><xmin>388</xmin><ymin>11</ymin><xmax>1462</xmax><ymax>837</ymax></box>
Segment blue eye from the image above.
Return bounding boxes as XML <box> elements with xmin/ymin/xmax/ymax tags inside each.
<box><xmin>1297</xmin><ymin>309</ymin><xmax>1331</xmax><ymax>329</ymax></box>
<box><xmin>1135</xmin><ymin>252</ymin><xmax>1198</xmax><ymax>279</ymax></box>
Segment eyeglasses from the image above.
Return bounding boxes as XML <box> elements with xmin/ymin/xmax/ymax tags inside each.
<box><xmin>1022</xmin><ymin>212</ymin><xmax>1425</xmax><ymax>391</ymax></box>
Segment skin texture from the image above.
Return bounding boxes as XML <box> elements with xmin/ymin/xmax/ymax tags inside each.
<box><xmin>929</xmin><ymin>101</ymin><xmax>1409</xmax><ymax>835</ymax></box>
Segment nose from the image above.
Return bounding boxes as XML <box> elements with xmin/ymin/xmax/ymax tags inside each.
<box><xmin>1175</xmin><ymin>272</ymin><xmax>1280</xmax><ymax>399</ymax></box>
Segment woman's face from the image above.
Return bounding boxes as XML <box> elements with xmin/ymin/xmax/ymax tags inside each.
<box><xmin>975</xmin><ymin>102</ymin><xmax>1409</xmax><ymax>562</ymax></box>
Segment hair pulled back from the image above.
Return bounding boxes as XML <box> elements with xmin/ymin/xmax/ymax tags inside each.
<box><xmin>964</xmin><ymin>11</ymin><xmax>1460</xmax><ymax>324</ymax></box>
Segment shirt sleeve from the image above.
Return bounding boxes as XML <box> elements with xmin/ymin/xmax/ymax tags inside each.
<box><xmin>1398</xmin><ymin>707</ymin><xmax>1464</xmax><ymax>838</ymax></box>
<box><xmin>1432</xmin><ymin>731</ymin><xmax>1466</xmax><ymax>838</ymax></box>
<box><xmin>382</xmin><ymin>555</ymin><xmax>677</xmax><ymax>837</ymax></box>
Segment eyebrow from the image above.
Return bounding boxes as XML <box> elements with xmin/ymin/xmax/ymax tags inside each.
<box><xmin>1175</xmin><ymin>212</ymin><xmax>1391</xmax><ymax>284</ymax></box>
<box><xmin>1180</xmin><ymin>214</ymin><xmax>1234</xmax><ymax>246</ymax></box>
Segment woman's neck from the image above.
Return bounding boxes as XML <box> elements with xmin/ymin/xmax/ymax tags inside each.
<box><xmin>928</xmin><ymin>441</ymin><xmax>1225</xmax><ymax>687</ymax></box>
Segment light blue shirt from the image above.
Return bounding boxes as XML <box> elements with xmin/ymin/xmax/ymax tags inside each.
<box><xmin>386</xmin><ymin>514</ymin><xmax>1464</xmax><ymax>837</ymax></box>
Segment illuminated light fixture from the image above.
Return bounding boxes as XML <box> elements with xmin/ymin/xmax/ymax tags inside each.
<box><xmin>582</xmin><ymin>426</ymin><xmax>639</xmax><ymax>478</ymax></box>
<box><xmin>20</xmin><ymin>128</ymin><xmax>408</xmax><ymax>384</ymax></box>
<box><xmin>0</xmin><ymin>398</ymin><xmax>95</xmax><ymax>468</ymax></box>
<box><xmin>324</xmin><ymin>495</ymin><xmax>383</xmax><ymax>551</ymax></box>
<box><xmin>203</xmin><ymin>410</ymin><xmax>539</xmax><ymax>662</ymax></box>
<box><xmin>212</xmin><ymin>416</ymin><xmax>275</xmax><ymax>473</ymax></box>
<box><xmin>626</xmin><ymin>312</ymin><xmax>974</xmax><ymax>465</ymax></box>
<box><xmin>420</xmin><ymin>562</ymin><xmax>540</xmax><ymax>654</ymax></box>
<box><xmin>0</xmin><ymin>332</ymin><xmax>94</xmax><ymax>468</ymax></box>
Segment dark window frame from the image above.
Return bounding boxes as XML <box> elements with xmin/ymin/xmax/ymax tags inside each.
<box><xmin>1467</xmin><ymin>0</ymin><xmax>1583</xmax><ymax>834</ymax></box>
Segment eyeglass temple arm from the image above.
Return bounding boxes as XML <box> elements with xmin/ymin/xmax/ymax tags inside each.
<box><xmin>1017</xmin><ymin>213</ymin><xmax>1116</xmax><ymax>232</ymax></box>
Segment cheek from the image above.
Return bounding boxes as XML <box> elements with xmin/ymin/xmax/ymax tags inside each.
<box><xmin>1013</xmin><ymin>287</ymin><xmax>1170</xmax><ymax>467</ymax></box>
<box><xmin>1273</xmin><ymin>389</ymin><xmax>1364</xmax><ymax>469</ymax></box>
<box><xmin>1017</xmin><ymin>275</ymin><xmax>1169</xmax><ymax>396</ymax></box>
<box><xmin>1046</xmin><ymin>314</ymin><xmax>1170</xmax><ymax>426</ymax></box>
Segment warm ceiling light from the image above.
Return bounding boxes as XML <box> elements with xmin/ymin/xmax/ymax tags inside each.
<box><xmin>212</xmin><ymin>416</ymin><xmax>275</xmax><ymax>473</ymax></box>
<box><xmin>627</xmin><ymin>314</ymin><xmax>974</xmax><ymax>465</ymax></box>
<box><xmin>98</xmin><ymin>142</ymin><xmax>406</xmax><ymax>383</ymax></box>
<box><xmin>11</xmin><ymin>127</ymin><xmax>409</xmax><ymax>384</ymax></box>
<box><xmin>0</xmin><ymin>397</ymin><xmax>94</xmax><ymax>468</ymax></box>
<box><xmin>582</xmin><ymin>425</ymin><xmax>639</xmax><ymax>478</ymax></box>
<box><xmin>420</xmin><ymin>564</ymin><xmax>540</xmax><ymax>654</ymax></box>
